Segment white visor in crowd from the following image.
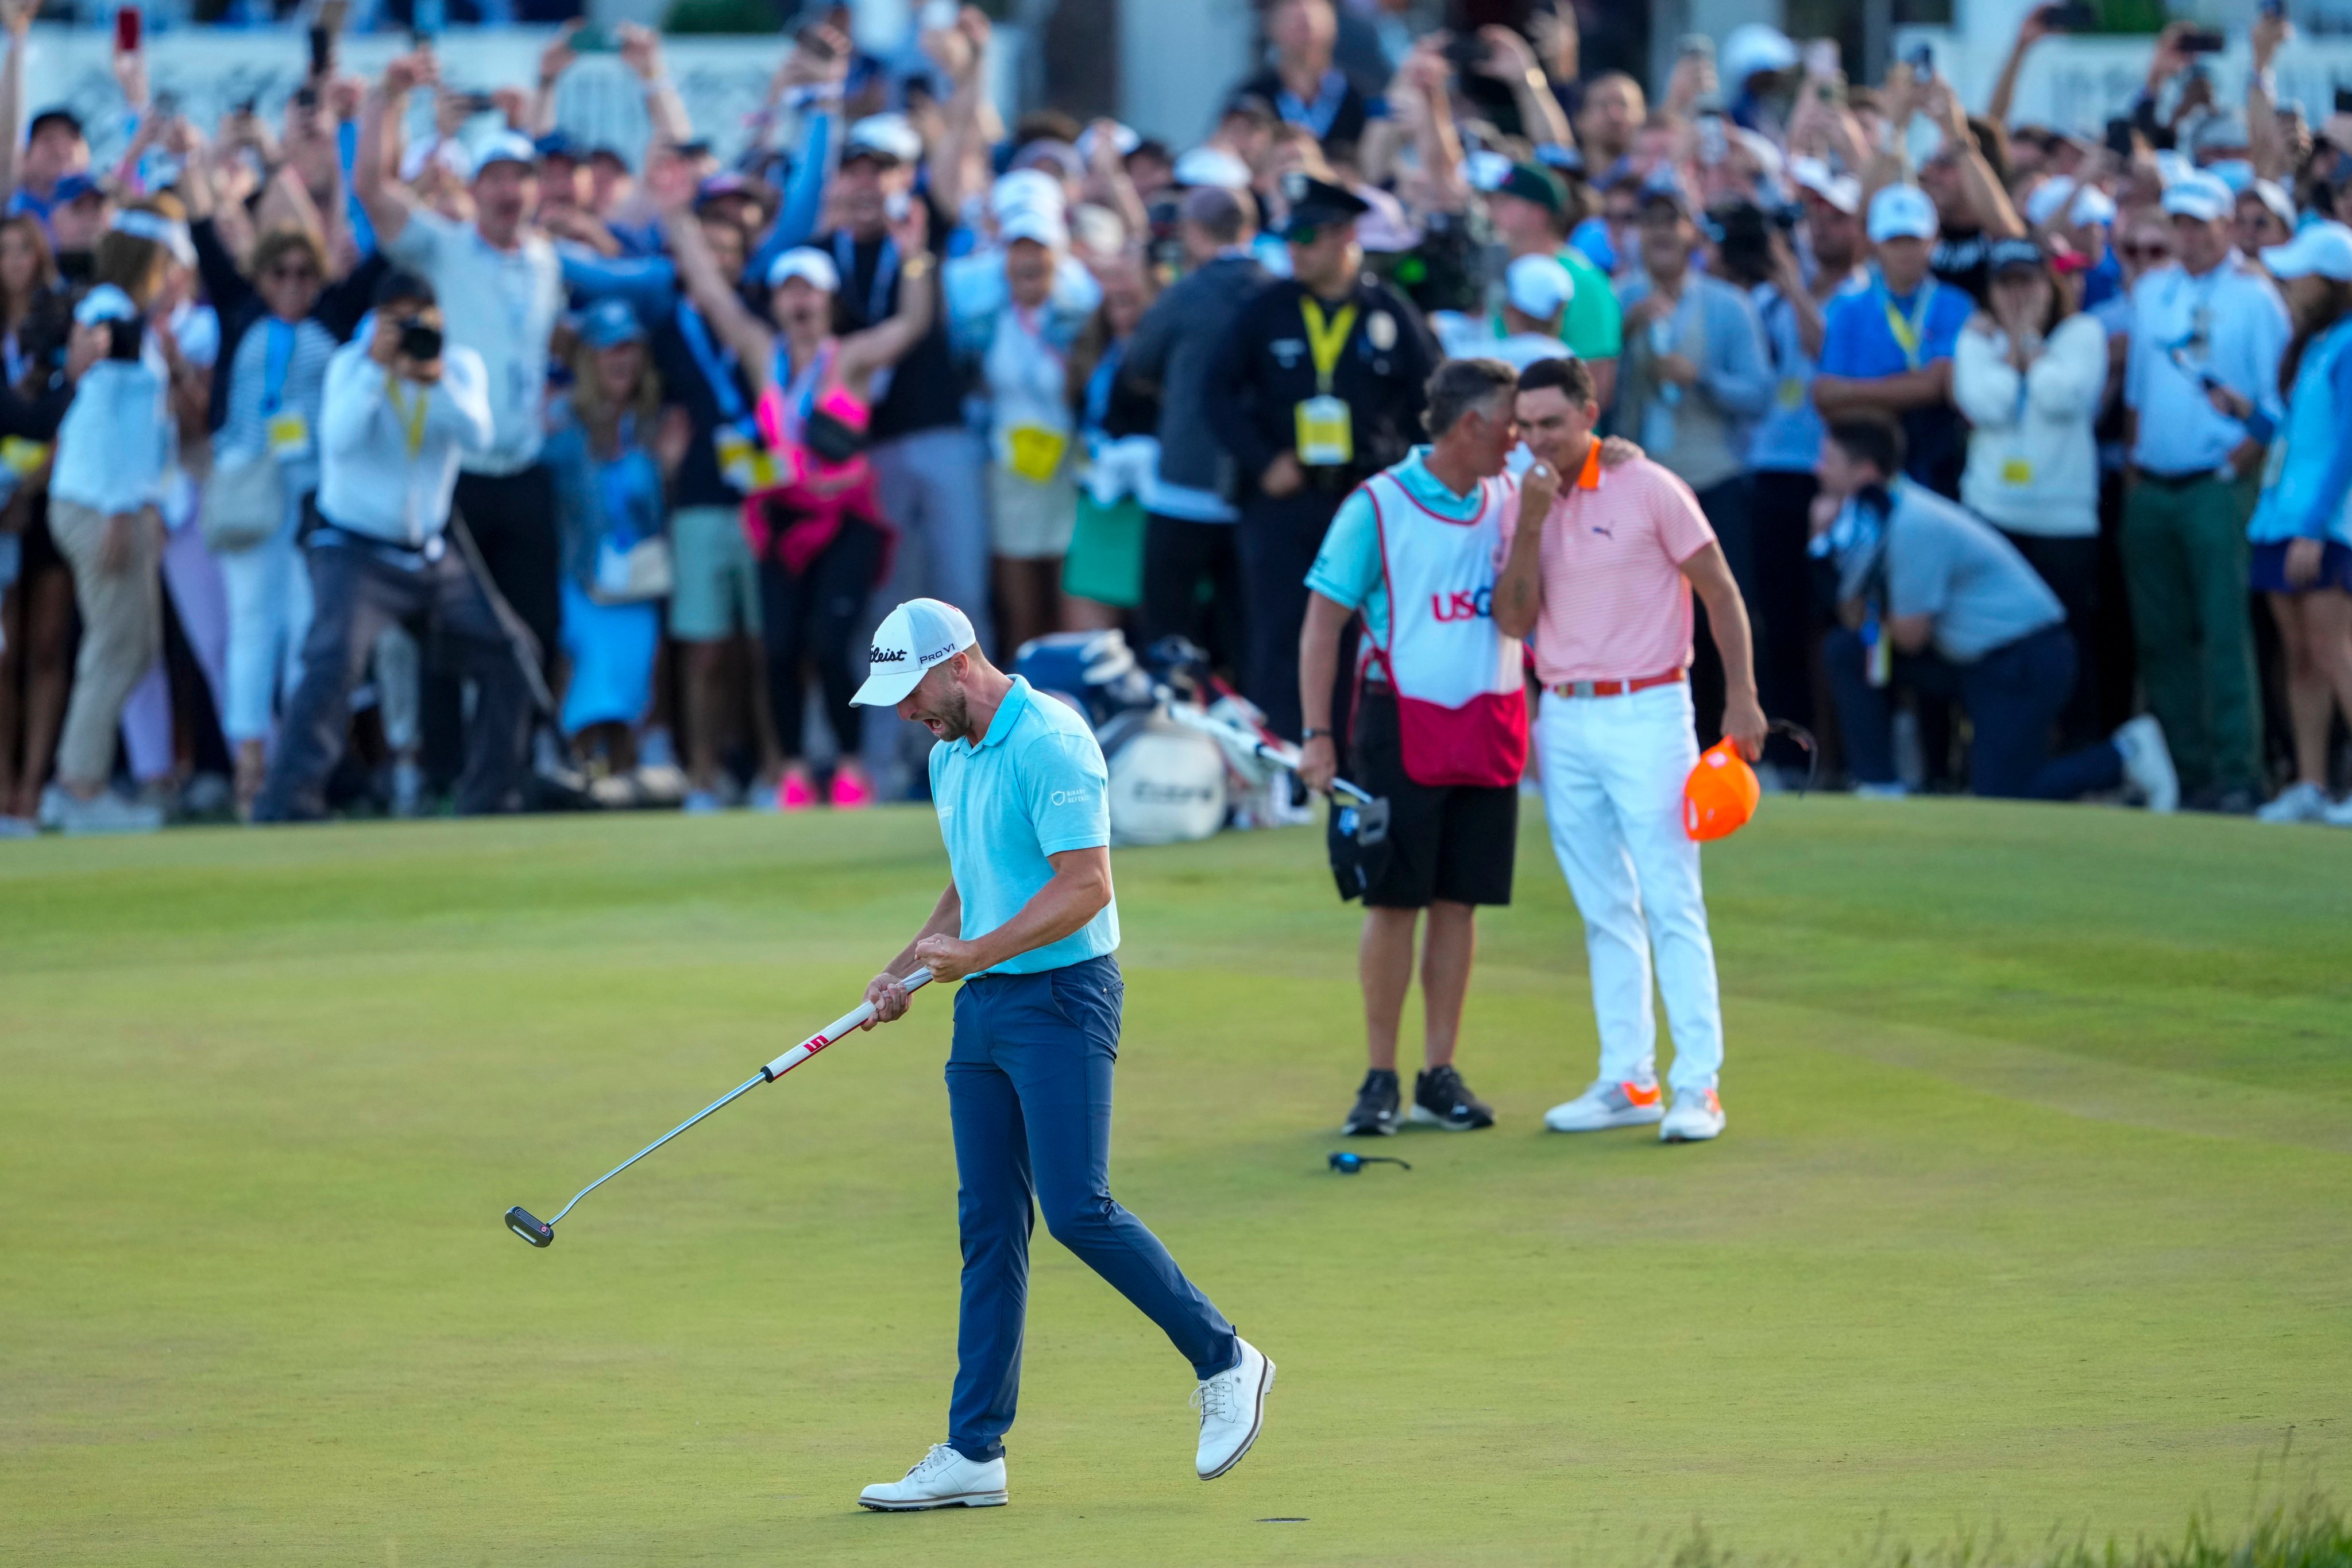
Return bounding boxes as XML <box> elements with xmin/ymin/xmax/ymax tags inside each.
<box><xmin>1503</xmin><ymin>253</ymin><xmax>1575</xmax><ymax>320</ymax></box>
<box><xmin>852</xmin><ymin>598</ymin><xmax>980</xmax><ymax>707</ymax></box>
<box><xmin>1791</xmin><ymin>157</ymin><xmax>1861</xmax><ymax>215</ymax></box>
<box><xmin>767</xmin><ymin>246</ymin><xmax>841</xmax><ymax>293</ymax></box>
<box><xmin>1866</xmin><ymin>183</ymin><xmax>1938</xmax><ymax>244</ymax></box>
<box><xmin>107</xmin><ymin>208</ymin><xmax>196</xmax><ymax>268</ymax></box>
<box><xmin>1171</xmin><ymin>145</ymin><xmax>1252</xmax><ymax>192</ymax></box>
<box><xmin>2069</xmin><ymin>184</ymin><xmax>2118</xmax><ymax>227</ymax></box>
<box><xmin>2260</xmin><ymin>221</ymin><xmax>2352</xmax><ymax>281</ymax></box>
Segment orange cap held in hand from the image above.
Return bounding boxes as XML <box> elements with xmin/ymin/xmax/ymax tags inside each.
<box><xmin>1683</xmin><ymin>737</ymin><xmax>1760</xmax><ymax>841</ymax></box>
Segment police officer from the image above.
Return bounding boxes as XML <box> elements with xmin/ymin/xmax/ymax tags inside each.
<box><xmin>1207</xmin><ymin>173</ymin><xmax>1440</xmax><ymax>740</ymax></box>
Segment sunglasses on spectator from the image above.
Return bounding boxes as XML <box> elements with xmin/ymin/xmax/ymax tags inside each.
<box><xmin>2119</xmin><ymin>242</ymin><xmax>2172</xmax><ymax>259</ymax></box>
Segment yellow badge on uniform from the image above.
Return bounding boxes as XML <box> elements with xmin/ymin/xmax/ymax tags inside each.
<box><xmin>267</xmin><ymin>411</ymin><xmax>311</xmax><ymax>457</ymax></box>
<box><xmin>1006</xmin><ymin>424</ymin><xmax>1069</xmax><ymax>484</ymax></box>
<box><xmin>1295</xmin><ymin>395</ymin><xmax>1354</xmax><ymax>467</ymax></box>
<box><xmin>2000</xmin><ymin>458</ymin><xmax>2033</xmax><ymax>486</ymax></box>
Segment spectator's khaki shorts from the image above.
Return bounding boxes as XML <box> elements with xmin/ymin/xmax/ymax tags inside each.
<box><xmin>988</xmin><ymin>466</ymin><xmax>1078</xmax><ymax>562</ymax></box>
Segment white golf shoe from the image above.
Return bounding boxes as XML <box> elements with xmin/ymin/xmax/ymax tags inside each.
<box><xmin>2112</xmin><ymin>716</ymin><xmax>2179</xmax><ymax>813</ymax></box>
<box><xmin>1193</xmin><ymin>1338</ymin><xmax>1275</xmax><ymax>1480</ymax></box>
<box><xmin>1659</xmin><ymin>1087</ymin><xmax>1727</xmax><ymax>1143</ymax></box>
<box><xmin>1544</xmin><ymin>1079</ymin><xmax>1665</xmax><ymax>1133</ymax></box>
<box><xmin>856</xmin><ymin>1444</ymin><xmax>1008</xmax><ymax>1511</ymax></box>
<box><xmin>2256</xmin><ymin>781</ymin><xmax>2330</xmax><ymax>824</ymax></box>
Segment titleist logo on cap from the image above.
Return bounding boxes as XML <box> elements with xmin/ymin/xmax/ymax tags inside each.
<box><xmin>871</xmin><ymin>647</ymin><xmax>908</xmax><ymax>664</ymax></box>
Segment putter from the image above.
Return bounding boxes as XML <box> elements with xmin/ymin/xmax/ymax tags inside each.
<box><xmin>505</xmin><ymin>969</ymin><xmax>936</xmax><ymax>1248</ymax></box>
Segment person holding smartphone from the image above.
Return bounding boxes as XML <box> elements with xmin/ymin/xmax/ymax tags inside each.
<box><xmin>254</xmin><ymin>271</ymin><xmax>526</xmax><ymax>824</ymax></box>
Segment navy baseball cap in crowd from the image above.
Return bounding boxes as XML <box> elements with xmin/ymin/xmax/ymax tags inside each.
<box><xmin>534</xmin><ymin>132</ymin><xmax>582</xmax><ymax>162</ymax></box>
<box><xmin>1281</xmin><ymin>173</ymin><xmax>1369</xmax><ymax>240</ymax></box>
<box><xmin>853</xmin><ymin>598</ymin><xmax>979</xmax><ymax>706</ymax></box>
<box><xmin>577</xmin><ymin>298</ymin><xmax>647</xmax><ymax>350</ymax></box>
<box><xmin>27</xmin><ymin>106</ymin><xmax>83</xmax><ymax>141</ymax></box>
<box><xmin>53</xmin><ymin>172</ymin><xmax>104</xmax><ymax>206</ymax></box>
<box><xmin>1988</xmin><ymin>237</ymin><xmax>2050</xmax><ymax>276</ymax></box>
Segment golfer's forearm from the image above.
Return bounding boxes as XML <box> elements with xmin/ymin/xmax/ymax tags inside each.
<box><xmin>1698</xmin><ymin>582</ymin><xmax>1759</xmax><ymax>697</ymax></box>
<box><xmin>966</xmin><ymin>860</ymin><xmax>1111</xmax><ymax>971</ymax></box>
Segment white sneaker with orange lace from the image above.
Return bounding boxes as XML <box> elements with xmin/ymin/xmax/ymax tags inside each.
<box><xmin>1660</xmin><ymin>1086</ymin><xmax>1727</xmax><ymax>1143</ymax></box>
<box><xmin>1543</xmin><ymin>1079</ymin><xmax>1664</xmax><ymax>1133</ymax></box>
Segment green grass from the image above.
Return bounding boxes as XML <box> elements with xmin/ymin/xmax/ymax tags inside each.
<box><xmin>3</xmin><ymin>797</ymin><xmax>2349</xmax><ymax>1565</ymax></box>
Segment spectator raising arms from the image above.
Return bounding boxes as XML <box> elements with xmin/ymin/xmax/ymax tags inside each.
<box><xmin>656</xmin><ymin>151</ymin><xmax>934</xmax><ymax>812</ymax></box>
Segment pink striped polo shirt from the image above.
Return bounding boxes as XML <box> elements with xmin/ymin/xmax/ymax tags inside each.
<box><xmin>1497</xmin><ymin>452</ymin><xmax>1717</xmax><ymax>686</ymax></box>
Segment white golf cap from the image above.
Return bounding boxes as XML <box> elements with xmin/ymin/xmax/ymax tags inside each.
<box><xmin>2247</xmin><ymin>178</ymin><xmax>2297</xmax><ymax>229</ymax></box>
<box><xmin>2162</xmin><ymin>172</ymin><xmax>2234</xmax><ymax>223</ymax></box>
<box><xmin>2261</xmin><ymin>220</ymin><xmax>2352</xmax><ymax>281</ymax></box>
<box><xmin>472</xmin><ymin>130</ymin><xmax>539</xmax><ymax>175</ymax></box>
<box><xmin>845</xmin><ymin>113</ymin><xmax>924</xmax><ymax>167</ymax></box>
<box><xmin>1171</xmin><ymin>144</ymin><xmax>1252</xmax><ymax>191</ymax></box>
<box><xmin>852</xmin><ymin>598</ymin><xmax>980</xmax><ymax>707</ymax></box>
<box><xmin>998</xmin><ymin>206</ymin><xmax>1068</xmax><ymax>249</ymax></box>
<box><xmin>990</xmin><ymin>168</ymin><xmax>1066</xmax><ymax>219</ymax></box>
<box><xmin>1867</xmin><ymin>183</ymin><xmax>1939</xmax><ymax>244</ymax></box>
<box><xmin>2069</xmin><ymin>184</ymin><xmax>2118</xmax><ymax>227</ymax></box>
<box><xmin>1504</xmin><ymin>253</ymin><xmax>1575</xmax><ymax>320</ymax></box>
<box><xmin>1791</xmin><ymin>156</ymin><xmax>1861</xmax><ymax>215</ymax></box>
<box><xmin>399</xmin><ymin>135</ymin><xmax>474</xmax><ymax>183</ymax></box>
<box><xmin>2024</xmin><ymin>176</ymin><xmax>2077</xmax><ymax>228</ymax></box>
<box><xmin>1721</xmin><ymin>22</ymin><xmax>1799</xmax><ymax>86</ymax></box>
<box><xmin>766</xmin><ymin>245</ymin><xmax>840</xmax><ymax>292</ymax></box>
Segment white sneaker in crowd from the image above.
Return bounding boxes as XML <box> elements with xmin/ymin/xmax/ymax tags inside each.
<box><xmin>856</xmin><ymin>1444</ymin><xmax>1008</xmax><ymax>1511</ymax></box>
<box><xmin>2324</xmin><ymin>794</ymin><xmax>2352</xmax><ymax>829</ymax></box>
<box><xmin>681</xmin><ymin>789</ymin><xmax>722</xmax><ymax>816</ymax></box>
<box><xmin>53</xmin><ymin>789</ymin><xmax>164</xmax><ymax>835</ymax></box>
<box><xmin>1193</xmin><ymin>1338</ymin><xmax>1275</xmax><ymax>1481</ymax></box>
<box><xmin>1544</xmin><ymin>1079</ymin><xmax>1664</xmax><ymax>1133</ymax></box>
<box><xmin>0</xmin><ymin>814</ymin><xmax>37</xmax><ymax>838</ymax></box>
<box><xmin>1852</xmin><ymin>781</ymin><xmax>1911</xmax><ymax>800</ymax></box>
<box><xmin>391</xmin><ymin>759</ymin><xmax>424</xmax><ymax>819</ymax></box>
<box><xmin>2112</xmin><ymin>716</ymin><xmax>2179</xmax><ymax>813</ymax></box>
<box><xmin>2256</xmin><ymin>781</ymin><xmax>2330</xmax><ymax>824</ymax></box>
<box><xmin>1659</xmin><ymin>1087</ymin><xmax>1727</xmax><ymax>1144</ymax></box>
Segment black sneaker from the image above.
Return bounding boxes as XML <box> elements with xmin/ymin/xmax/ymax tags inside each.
<box><xmin>1342</xmin><ymin>1069</ymin><xmax>1401</xmax><ymax>1136</ymax></box>
<box><xmin>1411</xmin><ymin>1065</ymin><xmax>1494</xmax><ymax>1130</ymax></box>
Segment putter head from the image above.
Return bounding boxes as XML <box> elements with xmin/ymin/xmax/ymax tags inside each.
<box><xmin>505</xmin><ymin>1207</ymin><xmax>555</xmax><ymax>1248</ymax></box>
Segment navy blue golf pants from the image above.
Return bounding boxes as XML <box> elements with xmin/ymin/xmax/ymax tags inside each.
<box><xmin>944</xmin><ymin>956</ymin><xmax>1238</xmax><ymax>1462</ymax></box>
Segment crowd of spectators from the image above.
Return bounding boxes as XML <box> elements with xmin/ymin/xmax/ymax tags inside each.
<box><xmin>1</xmin><ymin>0</ymin><xmax>2350</xmax><ymax>836</ymax></box>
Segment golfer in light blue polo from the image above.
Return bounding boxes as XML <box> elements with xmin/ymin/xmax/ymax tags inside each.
<box><xmin>848</xmin><ymin>598</ymin><xmax>1273</xmax><ymax>1512</ymax></box>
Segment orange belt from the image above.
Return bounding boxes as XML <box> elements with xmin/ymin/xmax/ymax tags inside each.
<box><xmin>1548</xmin><ymin>669</ymin><xmax>1686</xmax><ymax>700</ymax></box>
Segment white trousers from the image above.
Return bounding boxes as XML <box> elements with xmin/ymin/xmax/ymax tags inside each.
<box><xmin>1535</xmin><ymin>681</ymin><xmax>1724</xmax><ymax>1095</ymax></box>
<box><xmin>215</xmin><ymin>491</ymin><xmax>314</xmax><ymax>744</ymax></box>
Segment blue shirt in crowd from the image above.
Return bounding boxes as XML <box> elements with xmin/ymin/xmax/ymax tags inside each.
<box><xmin>1817</xmin><ymin>275</ymin><xmax>1973</xmax><ymax>381</ymax></box>
<box><xmin>2247</xmin><ymin>316</ymin><xmax>2352</xmax><ymax>546</ymax></box>
<box><xmin>929</xmin><ymin>675</ymin><xmax>1119</xmax><ymax>976</ymax></box>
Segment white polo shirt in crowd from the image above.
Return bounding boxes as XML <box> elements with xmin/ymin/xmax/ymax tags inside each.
<box><xmin>383</xmin><ymin>211</ymin><xmax>565</xmax><ymax>477</ymax></box>
<box><xmin>315</xmin><ymin>334</ymin><xmax>495</xmax><ymax>545</ymax></box>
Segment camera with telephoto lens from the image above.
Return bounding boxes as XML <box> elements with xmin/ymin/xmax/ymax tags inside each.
<box><xmin>1708</xmin><ymin>199</ymin><xmax>1782</xmax><ymax>287</ymax></box>
<box><xmin>397</xmin><ymin>321</ymin><xmax>443</xmax><ymax>364</ymax></box>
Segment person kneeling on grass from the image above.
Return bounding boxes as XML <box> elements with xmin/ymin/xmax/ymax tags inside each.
<box><xmin>1497</xmin><ymin>354</ymin><xmax>1762</xmax><ymax>1146</ymax></box>
<box><xmin>1298</xmin><ymin>358</ymin><xmax>1530</xmax><ymax>1138</ymax></box>
<box><xmin>1812</xmin><ymin>415</ymin><xmax>2179</xmax><ymax>809</ymax></box>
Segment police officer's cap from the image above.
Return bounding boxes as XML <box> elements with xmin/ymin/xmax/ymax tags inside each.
<box><xmin>1281</xmin><ymin>172</ymin><xmax>1370</xmax><ymax>241</ymax></box>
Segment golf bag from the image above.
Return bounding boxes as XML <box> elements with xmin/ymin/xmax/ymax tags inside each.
<box><xmin>1098</xmin><ymin>708</ymin><xmax>1229</xmax><ymax>844</ymax></box>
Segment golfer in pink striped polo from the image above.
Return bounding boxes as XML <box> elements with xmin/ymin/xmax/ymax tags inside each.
<box><xmin>1492</xmin><ymin>357</ymin><xmax>1767</xmax><ymax>1145</ymax></box>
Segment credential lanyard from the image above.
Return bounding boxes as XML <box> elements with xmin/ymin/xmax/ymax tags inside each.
<box><xmin>260</xmin><ymin>318</ymin><xmax>295</xmax><ymax>418</ymax></box>
<box><xmin>385</xmin><ymin>372</ymin><xmax>427</xmax><ymax>459</ymax></box>
<box><xmin>834</xmin><ymin>230</ymin><xmax>898</xmax><ymax>326</ymax></box>
<box><xmin>674</xmin><ymin>301</ymin><xmax>749</xmax><ymax>426</ymax></box>
<box><xmin>1879</xmin><ymin>279</ymin><xmax>1938</xmax><ymax>372</ymax></box>
<box><xmin>1300</xmin><ymin>297</ymin><xmax>1358</xmax><ymax>395</ymax></box>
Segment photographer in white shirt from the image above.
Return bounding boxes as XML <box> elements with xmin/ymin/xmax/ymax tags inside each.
<box><xmin>253</xmin><ymin>271</ymin><xmax>528</xmax><ymax>822</ymax></box>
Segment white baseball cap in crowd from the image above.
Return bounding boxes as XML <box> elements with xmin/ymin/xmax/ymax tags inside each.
<box><xmin>2260</xmin><ymin>220</ymin><xmax>2352</xmax><ymax>281</ymax></box>
<box><xmin>399</xmin><ymin>135</ymin><xmax>474</xmax><ymax>184</ymax></box>
<box><xmin>1790</xmin><ymin>156</ymin><xmax>1861</xmax><ymax>215</ymax></box>
<box><xmin>845</xmin><ymin>113</ymin><xmax>924</xmax><ymax>167</ymax></box>
<box><xmin>473</xmin><ymin>130</ymin><xmax>540</xmax><ymax>175</ymax></box>
<box><xmin>2162</xmin><ymin>172</ymin><xmax>2234</xmax><ymax>223</ymax></box>
<box><xmin>852</xmin><ymin>598</ymin><xmax>980</xmax><ymax>706</ymax></box>
<box><xmin>998</xmin><ymin>206</ymin><xmax>1069</xmax><ymax>249</ymax></box>
<box><xmin>2247</xmin><ymin>179</ymin><xmax>2297</xmax><ymax>230</ymax></box>
<box><xmin>1171</xmin><ymin>144</ymin><xmax>1253</xmax><ymax>191</ymax></box>
<box><xmin>990</xmin><ymin>168</ymin><xmax>1065</xmax><ymax>219</ymax></box>
<box><xmin>1720</xmin><ymin>22</ymin><xmax>1799</xmax><ymax>87</ymax></box>
<box><xmin>1504</xmin><ymin>253</ymin><xmax>1575</xmax><ymax>320</ymax></box>
<box><xmin>1867</xmin><ymin>183</ymin><xmax>1939</xmax><ymax>244</ymax></box>
<box><xmin>767</xmin><ymin>245</ymin><xmax>841</xmax><ymax>292</ymax></box>
<box><xmin>2069</xmin><ymin>183</ymin><xmax>2118</xmax><ymax>227</ymax></box>
<box><xmin>2025</xmin><ymin>176</ymin><xmax>2078</xmax><ymax>228</ymax></box>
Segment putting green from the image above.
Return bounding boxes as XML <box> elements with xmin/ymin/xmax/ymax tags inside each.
<box><xmin>5</xmin><ymin>798</ymin><xmax>2347</xmax><ymax>1565</ymax></box>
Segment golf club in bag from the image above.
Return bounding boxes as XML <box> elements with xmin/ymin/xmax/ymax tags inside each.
<box><xmin>1157</xmin><ymin>702</ymin><xmax>1393</xmax><ymax>901</ymax></box>
<box><xmin>505</xmin><ymin>969</ymin><xmax>936</xmax><ymax>1247</ymax></box>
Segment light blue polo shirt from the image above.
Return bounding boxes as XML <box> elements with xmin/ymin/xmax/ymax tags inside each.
<box><xmin>928</xmin><ymin>676</ymin><xmax>1119</xmax><ymax>975</ymax></box>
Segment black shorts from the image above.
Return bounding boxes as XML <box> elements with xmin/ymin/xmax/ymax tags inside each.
<box><xmin>1349</xmin><ymin>688</ymin><xmax>1517</xmax><ymax>909</ymax></box>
